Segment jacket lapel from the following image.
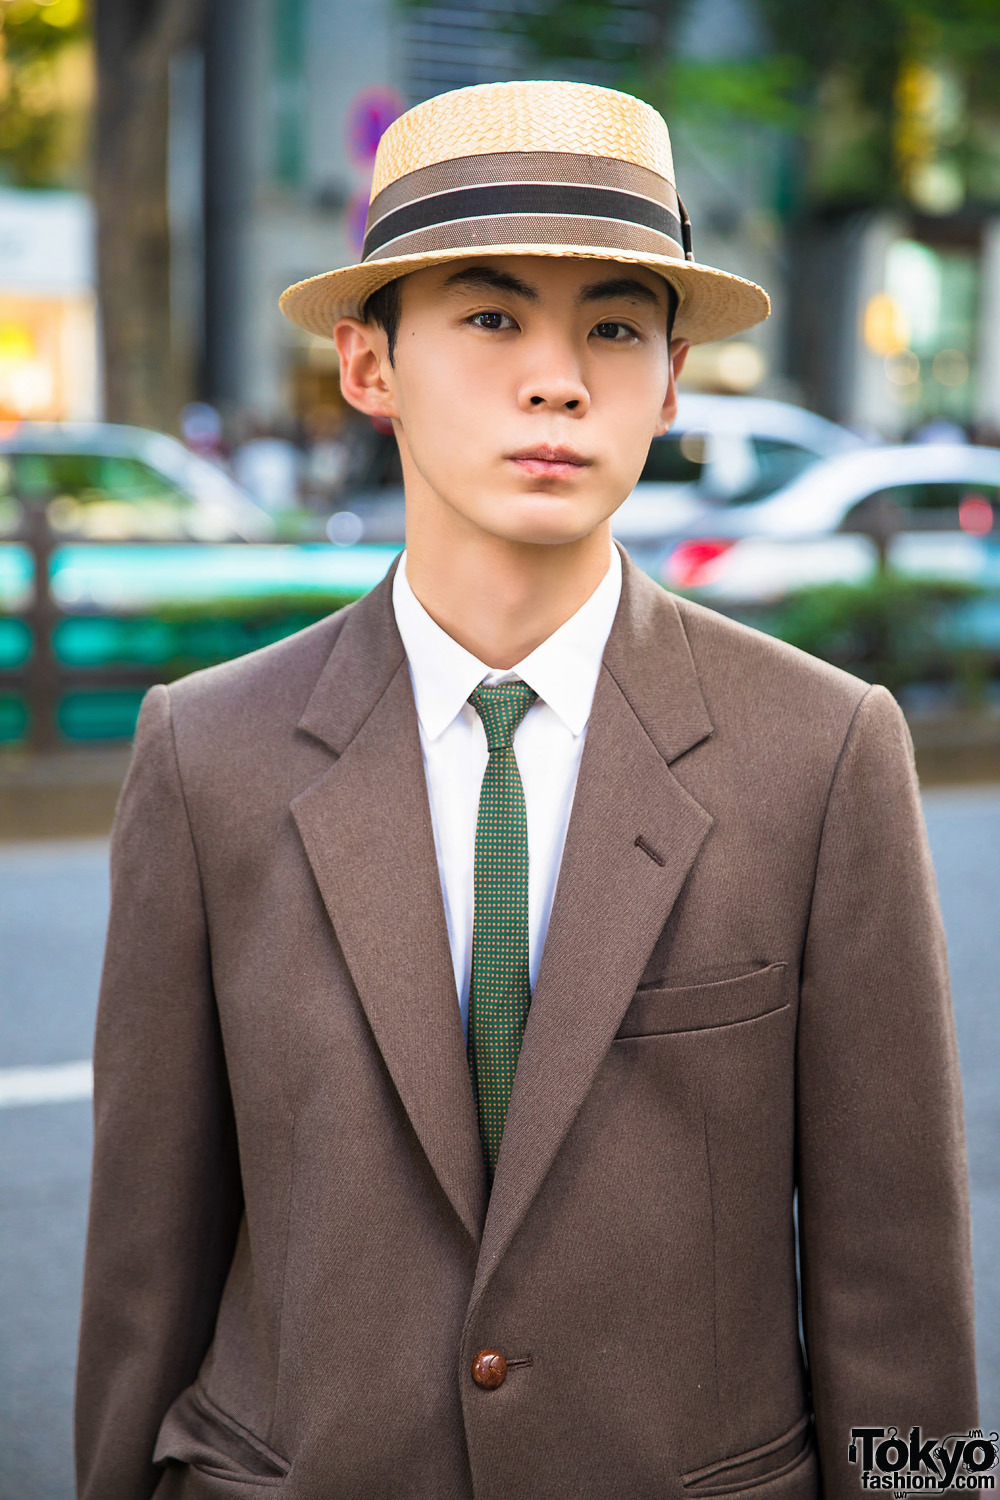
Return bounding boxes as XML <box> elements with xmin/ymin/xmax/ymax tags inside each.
<box><xmin>470</xmin><ymin>544</ymin><xmax>715</xmax><ymax>1304</ymax></box>
<box><xmin>291</xmin><ymin>555</ymin><xmax>488</xmax><ymax>1243</ymax></box>
<box><xmin>290</xmin><ymin>544</ymin><xmax>714</xmax><ymax>1270</ymax></box>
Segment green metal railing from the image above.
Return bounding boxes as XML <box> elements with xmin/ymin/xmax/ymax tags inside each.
<box><xmin>0</xmin><ymin>506</ymin><xmax>377</xmax><ymax>751</ymax></box>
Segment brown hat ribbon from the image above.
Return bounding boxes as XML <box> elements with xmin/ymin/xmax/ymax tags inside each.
<box><xmin>362</xmin><ymin>150</ymin><xmax>695</xmax><ymax>266</ymax></box>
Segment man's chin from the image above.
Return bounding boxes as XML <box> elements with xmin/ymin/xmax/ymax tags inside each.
<box><xmin>470</xmin><ymin>493</ymin><xmax>616</xmax><ymax>548</ymax></box>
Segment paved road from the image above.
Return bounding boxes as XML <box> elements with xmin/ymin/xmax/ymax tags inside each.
<box><xmin>1</xmin><ymin>793</ymin><xmax>998</xmax><ymax>1500</ymax></box>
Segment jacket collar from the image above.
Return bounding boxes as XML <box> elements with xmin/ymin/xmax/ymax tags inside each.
<box><xmin>297</xmin><ymin>549</ymin><xmax>408</xmax><ymax>755</ymax></box>
<box><xmin>299</xmin><ymin>540</ymin><xmax>712</xmax><ymax>764</ymax></box>
<box><xmin>392</xmin><ymin>540</ymin><xmax>622</xmax><ymax>740</ymax></box>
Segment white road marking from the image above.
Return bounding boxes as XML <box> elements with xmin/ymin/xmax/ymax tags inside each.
<box><xmin>0</xmin><ymin>1060</ymin><xmax>93</xmax><ymax>1108</ymax></box>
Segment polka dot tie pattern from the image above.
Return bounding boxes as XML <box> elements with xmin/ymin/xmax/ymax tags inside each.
<box><xmin>466</xmin><ymin>680</ymin><xmax>538</xmax><ymax>1184</ymax></box>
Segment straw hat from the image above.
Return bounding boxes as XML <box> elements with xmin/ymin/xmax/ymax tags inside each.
<box><xmin>279</xmin><ymin>79</ymin><xmax>770</xmax><ymax>346</ymax></box>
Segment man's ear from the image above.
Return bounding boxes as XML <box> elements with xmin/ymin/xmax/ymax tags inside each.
<box><xmin>333</xmin><ymin>318</ymin><xmax>399</xmax><ymax>421</ymax></box>
<box><xmin>654</xmin><ymin>338</ymin><xmax>691</xmax><ymax>436</ymax></box>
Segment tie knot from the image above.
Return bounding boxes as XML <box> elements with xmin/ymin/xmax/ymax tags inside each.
<box><xmin>468</xmin><ymin>680</ymin><xmax>538</xmax><ymax>752</ymax></box>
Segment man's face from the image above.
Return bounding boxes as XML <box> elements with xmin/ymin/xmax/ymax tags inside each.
<box><xmin>337</xmin><ymin>254</ymin><xmax>688</xmax><ymax>549</ymax></box>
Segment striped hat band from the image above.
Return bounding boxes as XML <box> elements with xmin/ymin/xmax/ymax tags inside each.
<box><xmin>362</xmin><ymin>151</ymin><xmax>694</xmax><ymax>266</ymax></box>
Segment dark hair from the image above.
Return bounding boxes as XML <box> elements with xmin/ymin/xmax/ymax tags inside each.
<box><xmin>664</xmin><ymin>280</ymin><xmax>678</xmax><ymax>345</ymax></box>
<box><xmin>362</xmin><ymin>270</ymin><xmax>679</xmax><ymax>365</ymax></box>
<box><xmin>362</xmin><ymin>277</ymin><xmax>404</xmax><ymax>362</ymax></box>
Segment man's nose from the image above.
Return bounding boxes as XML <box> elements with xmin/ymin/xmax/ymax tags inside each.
<box><xmin>516</xmin><ymin>342</ymin><xmax>590</xmax><ymax>414</ymax></box>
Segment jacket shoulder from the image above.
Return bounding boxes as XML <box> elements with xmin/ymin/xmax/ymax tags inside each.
<box><xmin>162</xmin><ymin>601</ymin><xmax>355</xmax><ymax>727</ymax></box>
<box><xmin>667</xmin><ymin>591</ymin><xmax>905</xmax><ymax>781</ymax></box>
<box><xmin>132</xmin><ymin>604</ymin><xmax>362</xmax><ymax>829</ymax></box>
<box><xmin>673</xmin><ymin>591</ymin><xmax>873</xmax><ymax>715</ymax></box>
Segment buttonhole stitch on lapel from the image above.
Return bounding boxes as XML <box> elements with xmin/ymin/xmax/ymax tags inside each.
<box><xmin>505</xmin><ymin>1356</ymin><xmax>533</xmax><ymax>1370</ymax></box>
<box><xmin>635</xmin><ymin>834</ymin><xmax>665</xmax><ymax>867</ymax></box>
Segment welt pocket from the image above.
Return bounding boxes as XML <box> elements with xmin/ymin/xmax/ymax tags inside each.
<box><xmin>681</xmin><ymin>1413</ymin><xmax>814</xmax><ymax>1495</ymax></box>
<box><xmin>153</xmin><ymin>1383</ymin><xmax>290</xmax><ymax>1485</ymax></box>
<box><xmin>616</xmin><ymin>963</ymin><xmax>788</xmax><ymax>1039</ymax></box>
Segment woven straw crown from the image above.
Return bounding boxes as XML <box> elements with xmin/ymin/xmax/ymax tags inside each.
<box><xmin>279</xmin><ymin>79</ymin><xmax>770</xmax><ymax>346</ymax></box>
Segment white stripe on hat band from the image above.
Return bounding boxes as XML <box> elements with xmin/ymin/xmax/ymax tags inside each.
<box><xmin>363</xmin><ymin>213</ymin><xmax>687</xmax><ymax>265</ymax></box>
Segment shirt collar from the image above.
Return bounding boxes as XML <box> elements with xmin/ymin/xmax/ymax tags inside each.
<box><xmin>392</xmin><ymin>538</ymin><xmax>622</xmax><ymax>741</ymax></box>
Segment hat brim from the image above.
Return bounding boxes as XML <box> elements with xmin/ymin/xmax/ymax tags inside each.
<box><xmin>279</xmin><ymin>244</ymin><xmax>770</xmax><ymax>347</ymax></box>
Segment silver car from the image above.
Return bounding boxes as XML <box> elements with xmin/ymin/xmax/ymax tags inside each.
<box><xmin>660</xmin><ymin>443</ymin><xmax>1000</xmax><ymax>601</ymax></box>
<box><xmin>0</xmin><ymin>422</ymin><xmax>275</xmax><ymax>542</ymax></box>
<box><xmin>612</xmin><ymin>392</ymin><xmax>867</xmax><ymax>558</ymax></box>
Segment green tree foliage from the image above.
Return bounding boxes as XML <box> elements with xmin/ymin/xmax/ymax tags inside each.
<box><xmin>472</xmin><ymin>0</ymin><xmax>1000</xmax><ymax>211</ymax></box>
<box><xmin>498</xmin><ymin>0</ymin><xmax>683</xmax><ymax>72</ymax></box>
<box><xmin>753</xmin><ymin>0</ymin><xmax>1000</xmax><ymax>207</ymax></box>
<box><xmin>0</xmin><ymin>0</ymin><xmax>90</xmax><ymax>189</ymax></box>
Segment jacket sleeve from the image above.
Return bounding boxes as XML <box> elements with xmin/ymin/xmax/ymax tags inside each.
<box><xmin>75</xmin><ymin>684</ymin><xmax>243</xmax><ymax>1499</ymax></box>
<box><xmin>796</xmin><ymin>683</ymin><xmax>978</xmax><ymax>1500</ymax></box>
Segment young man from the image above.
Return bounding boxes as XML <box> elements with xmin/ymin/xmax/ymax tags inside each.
<box><xmin>76</xmin><ymin>80</ymin><xmax>977</xmax><ymax>1500</ymax></box>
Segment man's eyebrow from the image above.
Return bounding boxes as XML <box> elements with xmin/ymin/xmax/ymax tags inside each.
<box><xmin>441</xmin><ymin>266</ymin><xmax>541</xmax><ymax>301</ymax></box>
<box><xmin>576</xmin><ymin>276</ymin><xmax>663</xmax><ymax>308</ymax></box>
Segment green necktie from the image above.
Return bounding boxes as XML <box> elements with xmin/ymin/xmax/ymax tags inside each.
<box><xmin>467</xmin><ymin>680</ymin><xmax>538</xmax><ymax>1182</ymax></box>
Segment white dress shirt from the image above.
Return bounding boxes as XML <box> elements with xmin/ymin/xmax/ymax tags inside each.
<box><xmin>392</xmin><ymin>539</ymin><xmax>623</xmax><ymax>1039</ymax></box>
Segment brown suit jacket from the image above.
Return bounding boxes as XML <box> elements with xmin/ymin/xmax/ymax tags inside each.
<box><xmin>76</xmin><ymin>541</ymin><xmax>977</xmax><ymax>1500</ymax></box>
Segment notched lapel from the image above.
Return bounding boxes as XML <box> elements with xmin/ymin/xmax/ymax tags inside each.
<box><xmin>471</xmin><ymin>547</ymin><xmax>715</xmax><ymax>1300</ymax></box>
<box><xmin>292</xmin><ymin>564</ymin><xmax>488</xmax><ymax>1243</ymax></box>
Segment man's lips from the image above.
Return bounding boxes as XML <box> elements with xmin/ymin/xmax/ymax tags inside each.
<box><xmin>506</xmin><ymin>445</ymin><xmax>592</xmax><ymax>478</ymax></box>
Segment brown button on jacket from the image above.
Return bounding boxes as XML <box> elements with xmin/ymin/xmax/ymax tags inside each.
<box><xmin>75</xmin><ymin>541</ymin><xmax>977</xmax><ymax>1500</ymax></box>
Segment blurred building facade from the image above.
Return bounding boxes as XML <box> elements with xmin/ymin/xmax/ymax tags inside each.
<box><xmin>788</xmin><ymin>208</ymin><xmax>1000</xmax><ymax>442</ymax></box>
<box><xmin>856</xmin><ymin>213</ymin><xmax>1000</xmax><ymax>441</ymax></box>
<box><xmin>2</xmin><ymin>0</ymin><xmax>998</xmax><ymax>440</ymax></box>
<box><xmin>0</xmin><ymin>187</ymin><xmax>98</xmax><ymax>422</ymax></box>
<box><xmin>186</xmin><ymin>0</ymin><xmax>1000</xmax><ymax>444</ymax></box>
<box><xmin>0</xmin><ymin>0</ymin><xmax>96</xmax><ymax>424</ymax></box>
<box><xmin>199</xmin><ymin>0</ymin><xmax>402</xmax><ymax>431</ymax></box>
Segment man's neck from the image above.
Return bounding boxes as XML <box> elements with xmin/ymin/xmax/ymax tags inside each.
<box><xmin>402</xmin><ymin>523</ymin><xmax>615</xmax><ymax>671</ymax></box>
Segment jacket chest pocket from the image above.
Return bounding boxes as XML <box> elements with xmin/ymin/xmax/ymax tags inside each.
<box><xmin>615</xmin><ymin>962</ymin><xmax>788</xmax><ymax>1039</ymax></box>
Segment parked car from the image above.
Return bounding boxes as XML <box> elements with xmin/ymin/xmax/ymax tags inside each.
<box><xmin>657</xmin><ymin>443</ymin><xmax>1000</xmax><ymax>602</ymax></box>
<box><xmin>0</xmin><ymin>421</ymin><xmax>276</xmax><ymax>542</ymax></box>
<box><xmin>681</xmin><ymin>441</ymin><xmax>1000</xmax><ymax>540</ymax></box>
<box><xmin>0</xmin><ymin>423</ymin><xmax>403</xmax><ymax>745</ymax></box>
<box><xmin>0</xmin><ymin>421</ymin><xmax>406</xmax><ymax>616</ymax></box>
<box><xmin>612</xmin><ymin>393</ymin><xmax>868</xmax><ymax>547</ymax></box>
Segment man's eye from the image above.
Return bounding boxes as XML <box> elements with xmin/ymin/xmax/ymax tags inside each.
<box><xmin>593</xmin><ymin>321</ymin><xmax>637</xmax><ymax>341</ymax></box>
<box><xmin>470</xmin><ymin>311</ymin><xmax>516</xmax><ymax>331</ymax></box>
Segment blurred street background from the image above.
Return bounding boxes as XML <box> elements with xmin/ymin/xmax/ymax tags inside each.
<box><xmin>0</xmin><ymin>0</ymin><xmax>998</xmax><ymax>1494</ymax></box>
<box><xmin>3</xmin><ymin>0</ymin><xmax>1000</xmax><ymax>752</ymax></box>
